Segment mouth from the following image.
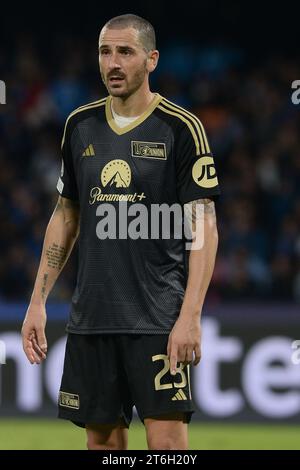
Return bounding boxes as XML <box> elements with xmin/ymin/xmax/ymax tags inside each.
<box><xmin>108</xmin><ymin>76</ymin><xmax>125</xmax><ymax>85</ymax></box>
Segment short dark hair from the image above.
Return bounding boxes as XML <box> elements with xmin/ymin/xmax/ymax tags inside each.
<box><xmin>104</xmin><ymin>14</ymin><xmax>156</xmax><ymax>52</ymax></box>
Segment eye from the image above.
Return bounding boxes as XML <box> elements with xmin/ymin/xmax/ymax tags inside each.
<box><xmin>121</xmin><ymin>49</ymin><xmax>132</xmax><ymax>55</ymax></box>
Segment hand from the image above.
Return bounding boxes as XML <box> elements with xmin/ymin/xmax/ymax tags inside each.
<box><xmin>21</xmin><ymin>304</ymin><xmax>47</xmax><ymax>364</ymax></box>
<box><xmin>167</xmin><ymin>316</ymin><xmax>201</xmax><ymax>375</ymax></box>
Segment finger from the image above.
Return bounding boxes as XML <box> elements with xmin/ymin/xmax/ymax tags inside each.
<box><xmin>28</xmin><ymin>341</ymin><xmax>42</xmax><ymax>364</ymax></box>
<box><xmin>24</xmin><ymin>339</ymin><xmax>41</xmax><ymax>364</ymax></box>
<box><xmin>177</xmin><ymin>344</ymin><xmax>190</xmax><ymax>363</ymax></box>
<box><xmin>22</xmin><ymin>332</ymin><xmax>35</xmax><ymax>364</ymax></box>
<box><xmin>32</xmin><ymin>336</ymin><xmax>47</xmax><ymax>360</ymax></box>
<box><xmin>36</xmin><ymin>328</ymin><xmax>47</xmax><ymax>353</ymax></box>
<box><xmin>21</xmin><ymin>326</ymin><xmax>31</xmax><ymax>349</ymax></box>
<box><xmin>32</xmin><ymin>337</ymin><xmax>46</xmax><ymax>358</ymax></box>
<box><xmin>170</xmin><ymin>344</ymin><xmax>178</xmax><ymax>376</ymax></box>
<box><xmin>193</xmin><ymin>344</ymin><xmax>201</xmax><ymax>366</ymax></box>
<box><xmin>183</xmin><ymin>347</ymin><xmax>193</xmax><ymax>366</ymax></box>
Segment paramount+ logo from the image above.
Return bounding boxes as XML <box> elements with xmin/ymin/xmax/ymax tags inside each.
<box><xmin>0</xmin><ymin>80</ymin><xmax>6</xmax><ymax>104</ymax></box>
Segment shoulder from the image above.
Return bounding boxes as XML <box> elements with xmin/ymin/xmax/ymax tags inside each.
<box><xmin>61</xmin><ymin>97</ymin><xmax>108</xmax><ymax>148</ymax></box>
<box><xmin>157</xmin><ymin>97</ymin><xmax>210</xmax><ymax>156</ymax></box>
<box><xmin>64</xmin><ymin>97</ymin><xmax>107</xmax><ymax>127</ymax></box>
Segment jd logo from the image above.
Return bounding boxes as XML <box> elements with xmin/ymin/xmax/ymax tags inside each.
<box><xmin>192</xmin><ymin>156</ymin><xmax>218</xmax><ymax>188</ymax></box>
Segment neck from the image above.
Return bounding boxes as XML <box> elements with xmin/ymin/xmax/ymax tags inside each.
<box><xmin>111</xmin><ymin>84</ymin><xmax>155</xmax><ymax>117</ymax></box>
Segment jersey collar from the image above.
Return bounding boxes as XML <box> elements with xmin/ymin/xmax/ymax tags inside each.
<box><xmin>105</xmin><ymin>93</ymin><xmax>163</xmax><ymax>135</ymax></box>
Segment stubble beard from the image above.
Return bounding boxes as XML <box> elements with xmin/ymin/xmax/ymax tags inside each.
<box><xmin>101</xmin><ymin>61</ymin><xmax>147</xmax><ymax>99</ymax></box>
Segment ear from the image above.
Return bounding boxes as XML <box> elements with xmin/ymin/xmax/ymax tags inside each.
<box><xmin>147</xmin><ymin>50</ymin><xmax>159</xmax><ymax>73</ymax></box>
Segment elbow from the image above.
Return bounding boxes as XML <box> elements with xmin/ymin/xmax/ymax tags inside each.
<box><xmin>65</xmin><ymin>219</ymin><xmax>80</xmax><ymax>240</ymax></box>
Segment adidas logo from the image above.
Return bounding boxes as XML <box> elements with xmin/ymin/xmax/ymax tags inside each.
<box><xmin>82</xmin><ymin>144</ymin><xmax>95</xmax><ymax>156</ymax></box>
<box><xmin>171</xmin><ymin>389</ymin><xmax>187</xmax><ymax>401</ymax></box>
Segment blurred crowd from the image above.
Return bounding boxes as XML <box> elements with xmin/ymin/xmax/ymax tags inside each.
<box><xmin>0</xmin><ymin>35</ymin><xmax>300</xmax><ymax>303</ymax></box>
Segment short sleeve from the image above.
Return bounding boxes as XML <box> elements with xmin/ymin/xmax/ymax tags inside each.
<box><xmin>175</xmin><ymin>120</ymin><xmax>220</xmax><ymax>205</ymax></box>
<box><xmin>56</xmin><ymin>118</ymin><xmax>79</xmax><ymax>201</ymax></box>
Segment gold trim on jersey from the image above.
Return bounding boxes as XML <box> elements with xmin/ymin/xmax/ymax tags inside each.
<box><xmin>158</xmin><ymin>104</ymin><xmax>201</xmax><ymax>156</ymax></box>
<box><xmin>105</xmin><ymin>93</ymin><xmax>163</xmax><ymax>135</ymax></box>
<box><xmin>61</xmin><ymin>98</ymin><xmax>107</xmax><ymax>149</ymax></box>
<box><xmin>75</xmin><ymin>97</ymin><xmax>107</xmax><ymax>111</ymax></box>
<box><xmin>161</xmin><ymin>98</ymin><xmax>210</xmax><ymax>155</ymax></box>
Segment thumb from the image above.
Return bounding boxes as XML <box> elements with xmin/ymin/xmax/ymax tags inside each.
<box><xmin>36</xmin><ymin>328</ymin><xmax>47</xmax><ymax>352</ymax></box>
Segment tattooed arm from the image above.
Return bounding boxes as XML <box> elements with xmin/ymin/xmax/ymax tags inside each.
<box><xmin>181</xmin><ymin>198</ymin><xmax>218</xmax><ymax>315</ymax></box>
<box><xmin>167</xmin><ymin>198</ymin><xmax>218</xmax><ymax>374</ymax></box>
<box><xmin>22</xmin><ymin>196</ymin><xmax>80</xmax><ymax>364</ymax></box>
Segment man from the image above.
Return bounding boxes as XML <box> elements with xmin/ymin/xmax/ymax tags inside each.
<box><xmin>22</xmin><ymin>14</ymin><xmax>220</xmax><ymax>450</ymax></box>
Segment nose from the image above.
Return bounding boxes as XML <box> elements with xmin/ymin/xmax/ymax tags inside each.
<box><xmin>107</xmin><ymin>51</ymin><xmax>121</xmax><ymax>70</ymax></box>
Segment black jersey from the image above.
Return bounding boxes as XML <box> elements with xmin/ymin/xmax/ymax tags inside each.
<box><xmin>57</xmin><ymin>94</ymin><xmax>220</xmax><ymax>334</ymax></box>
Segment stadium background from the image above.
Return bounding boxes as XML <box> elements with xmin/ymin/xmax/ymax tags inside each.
<box><xmin>0</xmin><ymin>0</ymin><xmax>300</xmax><ymax>449</ymax></box>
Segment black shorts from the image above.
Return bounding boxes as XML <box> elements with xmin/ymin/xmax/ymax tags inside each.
<box><xmin>58</xmin><ymin>334</ymin><xmax>195</xmax><ymax>428</ymax></box>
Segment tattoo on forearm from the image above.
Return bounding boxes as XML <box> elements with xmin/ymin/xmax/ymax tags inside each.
<box><xmin>41</xmin><ymin>273</ymin><xmax>48</xmax><ymax>300</ymax></box>
<box><xmin>185</xmin><ymin>198</ymin><xmax>216</xmax><ymax>231</ymax></box>
<box><xmin>46</xmin><ymin>243</ymin><xmax>67</xmax><ymax>270</ymax></box>
<box><xmin>200</xmin><ymin>198</ymin><xmax>216</xmax><ymax>215</ymax></box>
<box><xmin>204</xmin><ymin>199</ymin><xmax>216</xmax><ymax>217</ymax></box>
